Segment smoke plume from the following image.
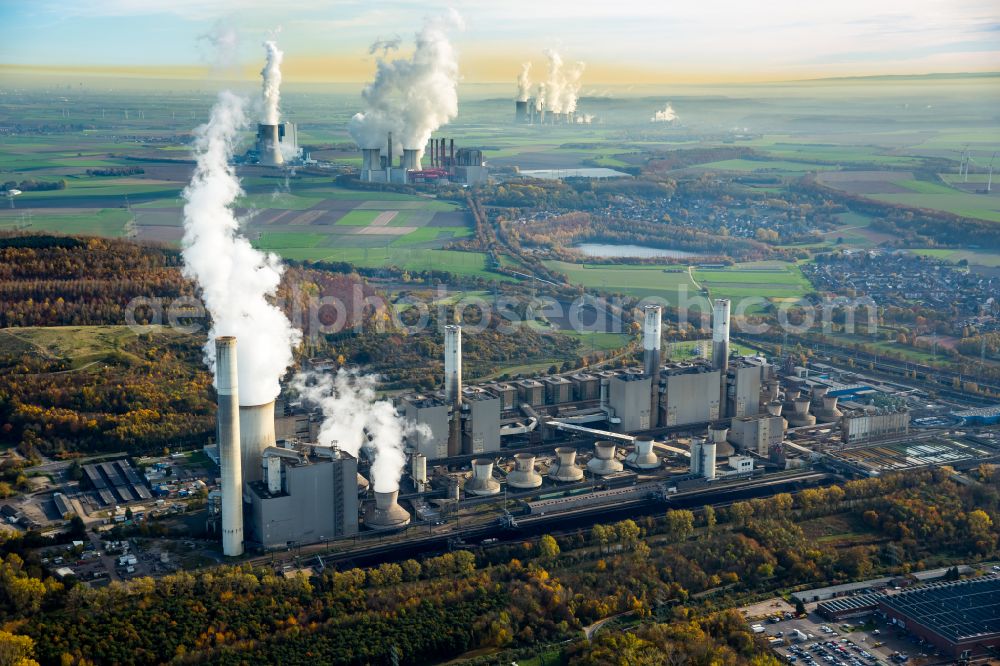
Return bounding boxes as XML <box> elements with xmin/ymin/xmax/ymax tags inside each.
<box><xmin>543</xmin><ymin>49</ymin><xmax>585</xmax><ymax>114</ymax></box>
<box><xmin>516</xmin><ymin>62</ymin><xmax>532</xmax><ymax>102</ymax></box>
<box><xmin>181</xmin><ymin>91</ymin><xmax>301</xmax><ymax>406</ymax></box>
<box><xmin>349</xmin><ymin>10</ymin><xmax>462</xmax><ymax>161</ymax></box>
<box><xmin>651</xmin><ymin>103</ymin><xmax>678</xmax><ymax>122</ymax></box>
<box><xmin>261</xmin><ymin>40</ymin><xmax>283</xmax><ymax>125</ymax></box>
<box><xmin>293</xmin><ymin>370</ymin><xmax>428</xmax><ymax>493</ymax></box>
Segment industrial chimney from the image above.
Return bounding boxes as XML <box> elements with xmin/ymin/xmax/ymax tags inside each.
<box><xmin>466</xmin><ymin>459</ymin><xmax>501</xmax><ymax>496</ymax></box>
<box><xmin>626</xmin><ymin>435</ymin><xmax>660</xmax><ymax>470</ymax></box>
<box><xmin>215</xmin><ymin>336</ymin><xmax>244</xmax><ymax>557</ymax></box>
<box><xmin>548</xmin><ymin>447</ymin><xmax>584</xmax><ymax>482</ymax></box>
<box><xmin>257</xmin><ymin>124</ymin><xmax>284</xmax><ymax>166</ymax></box>
<box><xmin>643</xmin><ymin>305</ymin><xmax>662</xmax><ymax>427</ymax></box>
<box><xmin>587</xmin><ymin>441</ymin><xmax>624</xmax><ymax>476</ymax></box>
<box><xmin>507</xmin><ymin>453</ymin><xmax>543</xmax><ymax>489</ymax></box>
<box><xmin>364</xmin><ymin>490</ymin><xmax>411</xmax><ymax>530</ymax></box>
<box><xmin>445</xmin><ymin>325</ymin><xmax>462</xmax><ymax>457</ymax></box>
<box><xmin>712</xmin><ymin>299</ymin><xmax>731</xmax><ymax>372</ymax></box>
<box><xmin>239</xmin><ymin>400</ymin><xmax>277</xmax><ymax>498</ymax></box>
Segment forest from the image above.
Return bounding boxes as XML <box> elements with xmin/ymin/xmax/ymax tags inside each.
<box><xmin>1</xmin><ymin>469</ymin><xmax>996</xmax><ymax>665</ymax></box>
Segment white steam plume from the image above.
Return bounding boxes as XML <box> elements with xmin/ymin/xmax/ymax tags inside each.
<box><xmin>543</xmin><ymin>49</ymin><xmax>585</xmax><ymax>114</ymax></box>
<box><xmin>651</xmin><ymin>103</ymin><xmax>678</xmax><ymax>122</ymax></box>
<box><xmin>181</xmin><ymin>91</ymin><xmax>301</xmax><ymax>406</ymax></box>
<box><xmin>516</xmin><ymin>62</ymin><xmax>532</xmax><ymax>102</ymax></box>
<box><xmin>349</xmin><ymin>10</ymin><xmax>462</xmax><ymax>162</ymax></box>
<box><xmin>293</xmin><ymin>370</ymin><xmax>428</xmax><ymax>493</ymax></box>
<box><xmin>261</xmin><ymin>40</ymin><xmax>283</xmax><ymax>125</ymax></box>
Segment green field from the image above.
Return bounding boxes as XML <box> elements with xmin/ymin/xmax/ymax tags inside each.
<box><xmin>0</xmin><ymin>325</ymin><xmax>183</xmax><ymax>369</ymax></box>
<box><xmin>0</xmin><ymin>208</ymin><xmax>132</xmax><ymax>237</ymax></box>
<box><xmin>908</xmin><ymin>247</ymin><xmax>1000</xmax><ymax>267</ymax></box>
<box><xmin>543</xmin><ymin>261</ymin><xmax>699</xmax><ymax>301</ymax></box>
<box><xmin>692</xmin><ymin>261</ymin><xmax>813</xmax><ymax>303</ymax></box>
<box><xmin>697</xmin><ymin>159</ymin><xmax>840</xmax><ymax>173</ymax></box>
<box><xmin>335</xmin><ymin>209</ymin><xmax>382</xmax><ymax>226</ymax></box>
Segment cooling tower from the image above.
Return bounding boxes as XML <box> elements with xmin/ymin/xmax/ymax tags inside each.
<box><xmin>626</xmin><ymin>435</ymin><xmax>660</xmax><ymax>470</ymax></box>
<box><xmin>402</xmin><ymin>148</ymin><xmax>420</xmax><ymax>170</ymax></box>
<box><xmin>766</xmin><ymin>401</ymin><xmax>783</xmax><ymax>417</ymax></box>
<box><xmin>257</xmin><ymin>123</ymin><xmax>284</xmax><ymax>166</ymax></box>
<box><xmin>818</xmin><ymin>395</ymin><xmax>843</xmax><ymax>421</ymax></box>
<box><xmin>466</xmin><ymin>458</ymin><xmax>501</xmax><ymax>496</ymax></box>
<box><xmin>240</xmin><ymin>401</ymin><xmax>277</xmax><ymax>495</ymax></box>
<box><xmin>787</xmin><ymin>396</ymin><xmax>817</xmax><ymax>427</ymax></box>
<box><xmin>712</xmin><ymin>299</ymin><xmax>731</xmax><ymax>372</ymax></box>
<box><xmin>587</xmin><ymin>441</ymin><xmax>624</xmax><ymax>476</ymax></box>
<box><xmin>812</xmin><ymin>386</ymin><xmax>829</xmax><ymax>402</ymax></box>
<box><xmin>361</xmin><ymin>148</ymin><xmax>381</xmax><ymax>171</ymax></box>
<box><xmin>643</xmin><ymin>305</ymin><xmax>663</xmax><ymax>427</ymax></box>
<box><xmin>444</xmin><ymin>325</ymin><xmax>462</xmax><ymax>457</ymax></box>
<box><xmin>215</xmin><ymin>337</ymin><xmax>244</xmax><ymax>557</ymax></box>
<box><xmin>765</xmin><ymin>379</ymin><xmax>780</xmax><ymax>403</ymax></box>
<box><xmin>548</xmin><ymin>447</ymin><xmax>584</xmax><ymax>482</ymax></box>
<box><xmin>507</xmin><ymin>453</ymin><xmax>543</xmax><ymax>489</ymax></box>
<box><xmin>364</xmin><ymin>490</ymin><xmax>411</xmax><ymax>530</ymax></box>
<box><xmin>515</xmin><ymin>100</ymin><xmax>528</xmax><ymax>122</ymax></box>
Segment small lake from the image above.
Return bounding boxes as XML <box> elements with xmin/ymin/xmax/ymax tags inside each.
<box><xmin>520</xmin><ymin>168</ymin><xmax>630</xmax><ymax>180</ymax></box>
<box><xmin>574</xmin><ymin>243</ymin><xmax>702</xmax><ymax>259</ymax></box>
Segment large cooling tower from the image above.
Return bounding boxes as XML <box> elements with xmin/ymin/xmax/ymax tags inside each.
<box><xmin>587</xmin><ymin>441</ymin><xmax>624</xmax><ymax>476</ymax></box>
<box><xmin>626</xmin><ymin>435</ymin><xmax>660</xmax><ymax>470</ymax></box>
<box><xmin>361</xmin><ymin>148</ymin><xmax>381</xmax><ymax>171</ymax></box>
<box><xmin>515</xmin><ymin>100</ymin><xmax>528</xmax><ymax>122</ymax></box>
<box><xmin>215</xmin><ymin>337</ymin><xmax>244</xmax><ymax>557</ymax></box>
<box><xmin>240</xmin><ymin>401</ymin><xmax>276</xmax><ymax>495</ymax></box>
<box><xmin>507</xmin><ymin>453</ymin><xmax>543</xmax><ymax>489</ymax></box>
<box><xmin>817</xmin><ymin>395</ymin><xmax>843</xmax><ymax>421</ymax></box>
<box><xmin>767</xmin><ymin>401</ymin><xmax>784</xmax><ymax>417</ymax></box>
<box><xmin>548</xmin><ymin>447</ymin><xmax>584</xmax><ymax>482</ymax></box>
<box><xmin>257</xmin><ymin>123</ymin><xmax>284</xmax><ymax>166</ymax></box>
<box><xmin>765</xmin><ymin>379</ymin><xmax>780</xmax><ymax>403</ymax></box>
<box><xmin>466</xmin><ymin>459</ymin><xmax>501</xmax><ymax>496</ymax></box>
<box><xmin>787</xmin><ymin>396</ymin><xmax>817</xmax><ymax>427</ymax></box>
<box><xmin>402</xmin><ymin>148</ymin><xmax>420</xmax><ymax>170</ymax></box>
<box><xmin>364</xmin><ymin>490</ymin><xmax>411</xmax><ymax>530</ymax></box>
<box><xmin>812</xmin><ymin>386</ymin><xmax>829</xmax><ymax>404</ymax></box>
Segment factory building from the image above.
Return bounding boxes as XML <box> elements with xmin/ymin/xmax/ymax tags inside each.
<box><xmin>730</xmin><ymin>413</ymin><xmax>785</xmax><ymax>456</ymax></box>
<box><xmin>841</xmin><ymin>407</ymin><xmax>910</xmax><ymax>444</ymax></box>
<box><xmin>358</xmin><ymin>135</ymin><xmax>487</xmax><ymax>186</ymax></box>
<box><xmin>401</xmin><ymin>395</ymin><xmax>450</xmax><ymax>459</ymax></box>
<box><xmin>660</xmin><ymin>363</ymin><xmax>722</xmax><ymax>426</ymax></box>
<box><xmin>726</xmin><ymin>361</ymin><xmax>763</xmax><ymax>419</ymax></box>
<box><xmin>608</xmin><ymin>372</ymin><xmax>652</xmax><ymax>431</ymax></box>
<box><xmin>461</xmin><ymin>388</ymin><xmax>501</xmax><ymax>454</ymax></box>
<box><xmin>248</xmin><ymin>443</ymin><xmax>359</xmax><ymax>550</ymax></box>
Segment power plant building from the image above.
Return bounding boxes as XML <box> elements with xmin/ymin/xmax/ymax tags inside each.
<box><xmin>841</xmin><ymin>407</ymin><xmax>910</xmax><ymax>444</ymax></box>
<box><xmin>247</xmin><ymin>444</ymin><xmax>359</xmax><ymax>550</ymax></box>
<box><xmin>661</xmin><ymin>364</ymin><xmax>722</xmax><ymax>426</ymax></box>
<box><xmin>607</xmin><ymin>373</ymin><xmax>652</xmax><ymax>431</ymax></box>
<box><xmin>730</xmin><ymin>413</ymin><xmax>785</xmax><ymax>456</ymax></box>
<box><xmin>401</xmin><ymin>396</ymin><xmax>450</xmax><ymax>459</ymax></box>
<box><xmin>461</xmin><ymin>388</ymin><xmax>501</xmax><ymax>454</ymax></box>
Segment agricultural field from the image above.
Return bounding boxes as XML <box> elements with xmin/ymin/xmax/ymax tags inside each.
<box><xmin>692</xmin><ymin>261</ymin><xmax>813</xmax><ymax>305</ymax></box>
<box><xmin>543</xmin><ymin>261</ymin><xmax>699</xmax><ymax>302</ymax></box>
<box><xmin>0</xmin><ymin>325</ymin><xmax>186</xmax><ymax>369</ymax></box>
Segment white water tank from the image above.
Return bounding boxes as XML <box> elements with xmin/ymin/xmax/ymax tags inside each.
<box><xmin>507</xmin><ymin>453</ymin><xmax>543</xmax><ymax>489</ymax></box>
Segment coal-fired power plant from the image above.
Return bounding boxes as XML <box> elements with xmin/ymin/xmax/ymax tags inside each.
<box><xmin>216</xmin><ymin>337</ymin><xmax>244</xmax><ymax>557</ymax></box>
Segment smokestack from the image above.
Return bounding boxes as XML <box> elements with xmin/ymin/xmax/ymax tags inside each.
<box><xmin>239</xmin><ymin>401</ymin><xmax>276</xmax><ymax>497</ymax></box>
<box><xmin>548</xmin><ymin>447</ymin><xmax>584</xmax><ymax>482</ymax></box>
<box><xmin>450</xmin><ymin>138</ymin><xmax>454</xmax><ymax>163</ymax></box>
<box><xmin>643</xmin><ymin>305</ymin><xmax>662</xmax><ymax>427</ymax></box>
<box><xmin>258</xmin><ymin>124</ymin><xmax>284</xmax><ymax>166</ymax></box>
<box><xmin>364</xmin><ymin>490</ymin><xmax>411</xmax><ymax>530</ymax></box>
<box><xmin>445</xmin><ymin>325</ymin><xmax>462</xmax><ymax>457</ymax></box>
<box><xmin>215</xmin><ymin>336</ymin><xmax>244</xmax><ymax>557</ymax></box>
<box><xmin>466</xmin><ymin>459</ymin><xmax>501</xmax><ymax>496</ymax></box>
<box><xmin>587</xmin><ymin>441</ymin><xmax>624</xmax><ymax>476</ymax></box>
<box><xmin>429</xmin><ymin>139</ymin><xmax>436</xmax><ymax>167</ymax></box>
<box><xmin>712</xmin><ymin>299</ymin><xmax>730</xmax><ymax>372</ymax></box>
<box><xmin>386</xmin><ymin>132</ymin><xmax>393</xmax><ymax>173</ymax></box>
<box><xmin>626</xmin><ymin>435</ymin><xmax>660</xmax><ymax>470</ymax></box>
<box><xmin>507</xmin><ymin>453</ymin><xmax>543</xmax><ymax>488</ymax></box>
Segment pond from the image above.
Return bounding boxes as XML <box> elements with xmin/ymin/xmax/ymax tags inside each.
<box><xmin>574</xmin><ymin>243</ymin><xmax>702</xmax><ymax>259</ymax></box>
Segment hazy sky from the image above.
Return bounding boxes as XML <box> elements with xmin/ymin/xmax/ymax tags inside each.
<box><xmin>1</xmin><ymin>0</ymin><xmax>998</xmax><ymax>83</ymax></box>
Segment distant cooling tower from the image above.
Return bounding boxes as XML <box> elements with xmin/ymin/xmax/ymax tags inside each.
<box><xmin>626</xmin><ymin>435</ymin><xmax>660</xmax><ymax>470</ymax></box>
<box><xmin>257</xmin><ymin>123</ymin><xmax>284</xmax><ymax>166</ymax></box>
<box><xmin>361</xmin><ymin>148</ymin><xmax>381</xmax><ymax>171</ymax></box>
<box><xmin>515</xmin><ymin>100</ymin><xmax>528</xmax><ymax>122</ymax></box>
<box><xmin>364</xmin><ymin>490</ymin><xmax>411</xmax><ymax>530</ymax></box>
<box><xmin>787</xmin><ymin>396</ymin><xmax>817</xmax><ymax>427</ymax></box>
<box><xmin>402</xmin><ymin>148</ymin><xmax>420</xmax><ymax>170</ymax></box>
<box><xmin>587</xmin><ymin>441</ymin><xmax>624</xmax><ymax>476</ymax></box>
<box><xmin>507</xmin><ymin>453</ymin><xmax>543</xmax><ymax>489</ymax></box>
<box><xmin>215</xmin><ymin>337</ymin><xmax>244</xmax><ymax>557</ymax></box>
<box><xmin>466</xmin><ymin>459</ymin><xmax>501</xmax><ymax>496</ymax></box>
<box><xmin>548</xmin><ymin>447</ymin><xmax>584</xmax><ymax>482</ymax></box>
<box><xmin>240</xmin><ymin>401</ymin><xmax>277</xmax><ymax>497</ymax></box>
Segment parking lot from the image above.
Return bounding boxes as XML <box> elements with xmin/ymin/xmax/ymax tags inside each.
<box><xmin>759</xmin><ymin>611</ymin><xmax>947</xmax><ymax>666</ymax></box>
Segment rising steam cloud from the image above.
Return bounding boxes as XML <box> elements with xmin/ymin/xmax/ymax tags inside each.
<box><xmin>293</xmin><ymin>370</ymin><xmax>428</xmax><ymax>493</ymax></box>
<box><xmin>651</xmin><ymin>103</ymin><xmax>678</xmax><ymax>123</ymax></box>
<box><xmin>349</xmin><ymin>10</ymin><xmax>462</xmax><ymax>161</ymax></box>
<box><xmin>543</xmin><ymin>49</ymin><xmax>585</xmax><ymax>114</ymax></box>
<box><xmin>181</xmin><ymin>91</ymin><xmax>300</xmax><ymax>406</ymax></box>
<box><xmin>516</xmin><ymin>62</ymin><xmax>532</xmax><ymax>102</ymax></box>
<box><xmin>261</xmin><ymin>40</ymin><xmax>283</xmax><ymax>125</ymax></box>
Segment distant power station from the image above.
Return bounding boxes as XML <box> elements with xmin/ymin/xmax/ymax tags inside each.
<box><xmin>211</xmin><ymin>296</ymin><xmax>911</xmax><ymax>555</ymax></box>
<box><xmin>358</xmin><ymin>133</ymin><xmax>487</xmax><ymax>186</ymax></box>
<box><xmin>253</xmin><ymin>122</ymin><xmax>299</xmax><ymax>166</ymax></box>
